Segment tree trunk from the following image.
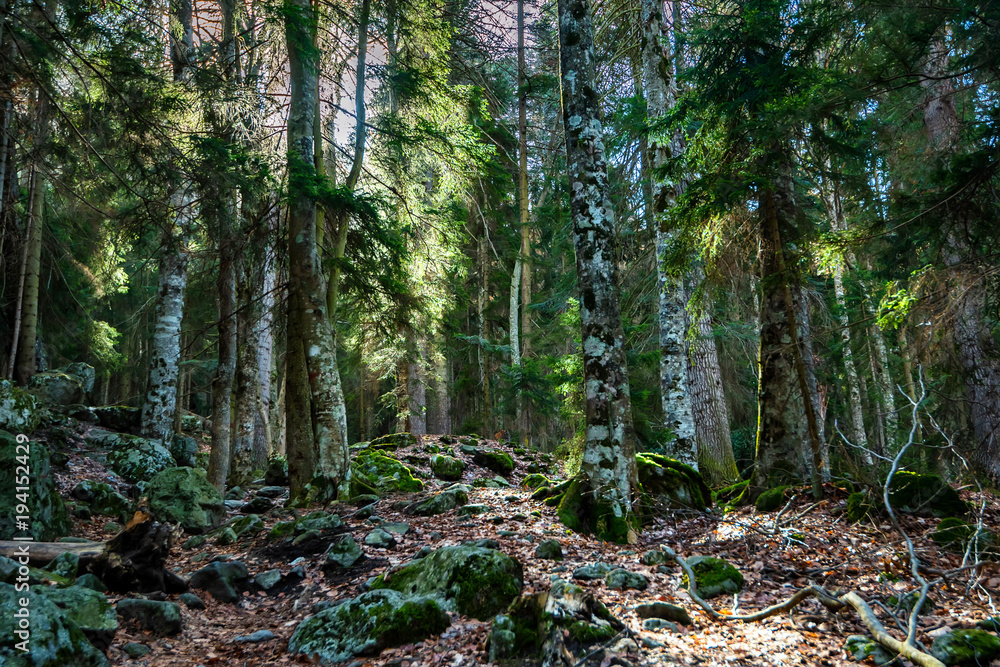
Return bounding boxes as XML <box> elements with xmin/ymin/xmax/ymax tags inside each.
<box><xmin>207</xmin><ymin>206</ymin><xmax>237</xmax><ymax>491</ymax></box>
<box><xmin>433</xmin><ymin>346</ymin><xmax>451</xmax><ymax>434</ymax></box>
<box><xmin>797</xmin><ymin>286</ymin><xmax>830</xmax><ymax>481</ymax></box>
<box><xmin>641</xmin><ymin>0</ymin><xmax>697</xmax><ymax>468</ymax></box>
<box><xmin>253</xmin><ymin>207</ymin><xmax>277</xmax><ymax>465</ymax></box>
<box><xmin>10</xmin><ymin>167</ymin><xmax>42</xmax><ymax>383</ymax></box>
<box><xmin>284</xmin><ymin>0</ymin><xmax>350</xmax><ymax>500</ymax></box>
<box><xmin>516</xmin><ymin>0</ymin><xmax>531</xmax><ymax>445</ymax></box>
<box><xmin>230</xmin><ymin>258</ymin><xmax>258</xmax><ymax>488</ymax></box>
<box><xmin>556</xmin><ymin>0</ymin><xmax>639</xmax><ymax>543</ymax></box>
<box><xmin>408</xmin><ymin>334</ymin><xmax>427</xmax><ymax>435</ymax></box>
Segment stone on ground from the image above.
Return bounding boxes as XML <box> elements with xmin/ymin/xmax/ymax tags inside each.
<box><xmin>0</xmin><ymin>431</ymin><xmax>70</xmax><ymax>540</ymax></box>
<box><xmin>107</xmin><ymin>435</ymin><xmax>175</xmax><ymax>483</ymax></box>
<box><xmin>116</xmin><ymin>599</ymin><xmax>183</xmax><ymax>636</ymax></box>
<box><xmin>636</xmin><ymin>453</ymin><xmax>711</xmax><ymax>511</ymax></box>
<box><xmin>0</xmin><ymin>582</ymin><xmax>109</xmax><ymax>666</ymax></box>
<box><xmin>682</xmin><ymin>556</ymin><xmax>744</xmax><ymax>599</ymax></box>
<box><xmin>430</xmin><ymin>454</ymin><xmax>464</xmax><ymax>481</ymax></box>
<box><xmin>145</xmin><ymin>467</ymin><xmax>225</xmax><ymax>534</ymax></box>
<box><xmin>404</xmin><ymin>484</ymin><xmax>470</xmax><ymax>517</ymax></box>
<box><xmin>929</xmin><ymin>629</ymin><xmax>1000</xmax><ymax>667</ymax></box>
<box><xmin>0</xmin><ymin>380</ymin><xmax>42</xmax><ymax>433</ymax></box>
<box><xmin>188</xmin><ymin>561</ymin><xmax>250</xmax><ymax>603</ymax></box>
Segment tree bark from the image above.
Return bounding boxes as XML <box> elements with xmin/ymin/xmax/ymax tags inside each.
<box><xmin>284</xmin><ymin>0</ymin><xmax>350</xmax><ymax>499</ymax></box>
<box><xmin>516</xmin><ymin>0</ymin><xmax>531</xmax><ymax>445</ymax></box>
<box><xmin>556</xmin><ymin>0</ymin><xmax>639</xmax><ymax>543</ymax></box>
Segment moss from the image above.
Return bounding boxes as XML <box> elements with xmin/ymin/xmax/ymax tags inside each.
<box><xmin>430</xmin><ymin>454</ymin><xmax>464</xmax><ymax>481</ymax></box>
<box><xmin>555</xmin><ymin>475</ymin><xmax>638</xmax><ymax>544</ymax></box>
<box><xmin>473</xmin><ymin>449</ymin><xmax>515</xmax><ymax>476</ymax></box>
<box><xmin>567</xmin><ymin>620</ymin><xmax>617</xmax><ymax>645</ymax></box>
<box><xmin>755</xmin><ymin>486</ymin><xmax>790</xmax><ymax>512</ymax></box>
<box><xmin>930</xmin><ymin>629</ymin><xmax>1000</xmax><ymax>667</ymax></box>
<box><xmin>887</xmin><ymin>472</ymin><xmax>968</xmax><ymax>517</ymax></box>
<box><xmin>636</xmin><ymin>453</ymin><xmax>711</xmax><ymax>510</ymax></box>
<box><xmin>682</xmin><ymin>556</ymin><xmax>744</xmax><ymax>599</ymax></box>
<box><xmin>932</xmin><ymin>517</ymin><xmax>975</xmax><ymax>546</ymax></box>
<box><xmin>268</xmin><ymin>520</ymin><xmax>297</xmax><ymax>541</ymax></box>
<box><xmin>846</xmin><ymin>491</ymin><xmax>878</xmax><ymax>523</ymax></box>
<box><xmin>714</xmin><ymin>480</ymin><xmax>750</xmax><ymax>507</ymax></box>
<box><xmin>352</xmin><ymin>450</ymin><xmax>423</xmax><ymax>495</ymax></box>
<box><xmin>370</xmin><ymin>432</ymin><xmax>418</xmax><ymax>450</ymax></box>
<box><xmin>521</xmin><ymin>473</ymin><xmax>553</xmax><ymax>490</ymax></box>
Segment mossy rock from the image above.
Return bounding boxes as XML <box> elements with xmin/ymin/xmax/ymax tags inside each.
<box><xmin>369</xmin><ymin>545</ymin><xmax>523</xmax><ymax>620</ymax></box>
<box><xmin>534</xmin><ymin>540</ymin><xmax>563</xmax><ymax>560</ymax></box>
<box><xmin>430</xmin><ymin>454</ymin><xmax>464</xmax><ymax>481</ymax></box>
<box><xmin>36</xmin><ymin>584</ymin><xmax>117</xmax><ymax>650</ymax></box>
<box><xmin>681</xmin><ymin>556</ymin><xmax>744</xmax><ymax>599</ymax></box>
<box><xmin>976</xmin><ymin>617</ymin><xmax>1000</xmax><ymax>632</ymax></box>
<box><xmin>188</xmin><ymin>561</ymin><xmax>250</xmax><ymax>603</ymax></box>
<box><xmin>0</xmin><ymin>431</ymin><xmax>71</xmax><ymax>540</ymax></box>
<box><xmin>116</xmin><ymin>599</ymin><xmax>182</xmax><ymax>636</ymax></box>
<box><xmin>352</xmin><ymin>450</ymin><xmax>423</xmax><ymax>495</ymax></box>
<box><xmin>846</xmin><ymin>491</ymin><xmax>878</xmax><ymax>523</ymax></box>
<box><xmin>636</xmin><ymin>453</ymin><xmax>711</xmax><ymax>511</ymax></box>
<box><xmin>144</xmin><ymin>467</ymin><xmax>225</xmax><ymax>534</ymax></box>
<box><xmin>226</xmin><ymin>514</ymin><xmax>265</xmax><ymax>539</ymax></box>
<box><xmin>930</xmin><ymin>629</ymin><xmax>1000</xmax><ymax>667</ymax></box>
<box><xmin>404</xmin><ymin>484</ymin><xmax>469</xmax><ymax>517</ymax></box>
<box><xmin>0</xmin><ymin>582</ymin><xmax>109</xmax><ymax>666</ymax></box>
<box><xmin>473</xmin><ymin>449</ymin><xmax>515</xmax><ymax>476</ymax></box>
<box><xmin>755</xmin><ymin>486</ymin><xmax>791</xmax><ymax>512</ymax></box>
<box><xmin>0</xmin><ymin>380</ymin><xmax>43</xmax><ymax>433</ymax></box>
<box><xmin>555</xmin><ymin>476</ymin><xmax>639</xmax><ymax>544</ymax></box>
<box><xmin>931</xmin><ymin>518</ymin><xmax>999</xmax><ymax>557</ymax></box>
<box><xmin>264</xmin><ymin>457</ymin><xmax>289</xmax><ymax>486</ymax></box>
<box><xmin>521</xmin><ymin>473</ymin><xmax>553</xmax><ymax>490</ymax></box>
<box><xmin>107</xmin><ymin>436</ymin><xmax>175</xmax><ymax>483</ymax></box>
<box><xmin>71</xmin><ymin>480</ymin><xmax>130</xmax><ymax>520</ymax></box>
<box><xmin>844</xmin><ymin>635</ymin><xmax>901</xmax><ymax>666</ymax></box>
<box><xmin>92</xmin><ymin>405</ymin><xmax>141</xmax><ymax>433</ymax></box>
<box><xmin>887</xmin><ymin>472</ymin><xmax>968</xmax><ymax>517</ymax></box>
<box><xmin>886</xmin><ymin>591</ymin><xmax>935</xmax><ymax>614</ymax></box>
<box><xmin>473</xmin><ymin>476</ymin><xmax>511</xmax><ymax>488</ymax></box>
<box><xmin>605</xmin><ymin>568</ymin><xmax>648</xmax><ymax>591</ymax></box>
<box><xmin>169</xmin><ymin>434</ymin><xmax>198</xmax><ymax>468</ymax></box>
<box><xmin>370</xmin><ymin>432</ymin><xmax>418</xmax><ymax>451</ymax></box>
<box><xmin>288</xmin><ymin>589</ymin><xmax>449</xmax><ymax>663</ymax></box>
<box><xmin>26</xmin><ymin>372</ymin><xmax>85</xmax><ymax>407</ymax></box>
<box><xmin>325</xmin><ymin>535</ymin><xmax>364</xmax><ymax>570</ymax></box>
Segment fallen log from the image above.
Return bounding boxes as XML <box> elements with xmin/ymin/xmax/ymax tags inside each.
<box><xmin>0</xmin><ymin>511</ymin><xmax>187</xmax><ymax>594</ymax></box>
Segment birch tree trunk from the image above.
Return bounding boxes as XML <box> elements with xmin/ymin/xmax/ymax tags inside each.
<box><xmin>140</xmin><ymin>0</ymin><xmax>194</xmax><ymax>444</ymax></box>
<box><xmin>641</xmin><ymin>0</ymin><xmax>697</xmax><ymax>469</ymax></box>
<box><xmin>556</xmin><ymin>0</ymin><xmax>639</xmax><ymax>543</ymax></box>
<box><xmin>253</xmin><ymin>209</ymin><xmax>277</xmax><ymax>464</ymax></box>
<box><xmin>284</xmin><ymin>0</ymin><xmax>349</xmax><ymax>499</ymax></box>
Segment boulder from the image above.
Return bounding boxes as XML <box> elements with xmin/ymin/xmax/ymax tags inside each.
<box><xmin>365</xmin><ymin>528</ymin><xmax>397</xmax><ymax>550</ymax></box>
<box><xmin>324</xmin><ymin>536</ymin><xmax>364</xmax><ymax>570</ymax></box>
<box><xmin>0</xmin><ymin>431</ymin><xmax>71</xmax><ymax>540</ymax></box>
<box><xmin>472</xmin><ymin>449</ymin><xmax>515</xmax><ymax>476</ymax></box>
<box><xmin>846</xmin><ymin>491</ymin><xmax>877</xmax><ymax>523</ymax></box>
<box><xmin>430</xmin><ymin>454</ymin><xmax>464</xmax><ymax>481</ymax></box>
<box><xmin>369</xmin><ymin>432</ymin><xmax>418</xmax><ymax>450</ymax></box>
<box><xmin>521</xmin><ymin>473</ymin><xmax>553</xmax><ymax>490</ymax></box>
<box><xmin>640</xmin><ymin>550</ymin><xmax>671</xmax><ymax>566</ymax></box>
<box><xmin>473</xmin><ymin>475</ymin><xmax>512</xmax><ymax>488</ymax></box>
<box><xmin>226</xmin><ymin>514</ymin><xmax>265</xmax><ymax>539</ymax></box>
<box><xmin>605</xmin><ymin>568</ymin><xmax>648</xmax><ymax>591</ymax></box>
<box><xmin>254</xmin><ymin>569</ymin><xmax>282</xmax><ymax>591</ymax></box>
<box><xmin>534</xmin><ymin>540</ymin><xmax>563</xmax><ymax>561</ymax></box>
<box><xmin>61</xmin><ymin>363</ymin><xmax>96</xmax><ymax>394</ymax></box>
<box><xmin>681</xmin><ymin>556</ymin><xmax>744</xmax><ymax>599</ymax></box>
<box><xmin>635</xmin><ymin>602</ymin><xmax>691</xmax><ymax>626</ymax></box>
<box><xmin>929</xmin><ymin>629</ymin><xmax>1000</xmax><ymax>667</ymax></box>
<box><xmin>370</xmin><ymin>545</ymin><xmax>523</xmax><ymax>620</ymax></box>
<box><xmin>288</xmin><ymin>589</ymin><xmax>449</xmax><ymax>663</ymax></box>
<box><xmin>92</xmin><ymin>405</ymin><xmax>141</xmax><ymax>433</ymax></box>
<box><xmin>116</xmin><ymin>599</ymin><xmax>183</xmax><ymax>636</ymax></box>
<box><xmin>188</xmin><ymin>560</ymin><xmax>250</xmax><ymax>603</ymax></box>
<box><xmin>45</xmin><ymin>552</ymin><xmax>79</xmax><ymax>579</ymax></box>
<box><xmin>170</xmin><ymin>434</ymin><xmax>198</xmax><ymax>468</ymax></box>
<box><xmin>178</xmin><ymin>593</ymin><xmax>205</xmax><ymax>610</ymax></box>
<box><xmin>572</xmin><ymin>563</ymin><xmax>613</xmax><ymax>581</ymax></box>
<box><xmin>0</xmin><ymin>380</ymin><xmax>42</xmax><ymax>433</ymax></box>
<box><xmin>268</xmin><ymin>511</ymin><xmax>342</xmax><ymax>543</ymax></box>
<box><xmin>887</xmin><ymin>472</ymin><xmax>968</xmax><ymax>517</ymax></box>
<box><xmin>636</xmin><ymin>453</ymin><xmax>711</xmax><ymax>511</ymax></box>
<box><xmin>931</xmin><ymin>518</ymin><xmax>999</xmax><ymax>557</ymax></box>
<box><xmin>145</xmin><ymin>467</ymin><xmax>225</xmax><ymax>534</ymax></box>
<box><xmin>264</xmin><ymin>457</ymin><xmax>288</xmax><ymax>486</ymax></box>
<box><xmin>0</xmin><ymin>582</ymin><xmax>109</xmax><ymax>666</ymax></box>
<box><xmin>35</xmin><ymin>584</ymin><xmax>117</xmax><ymax>650</ymax></box>
<box><xmin>755</xmin><ymin>486</ymin><xmax>792</xmax><ymax>512</ymax></box>
<box><xmin>26</xmin><ymin>372</ymin><xmax>85</xmax><ymax>406</ymax></box>
<box><xmin>71</xmin><ymin>480</ymin><xmax>130</xmax><ymax>520</ymax></box>
<box><xmin>107</xmin><ymin>435</ymin><xmax>175</xmax><ymax>483</ymax></box>
<box><xmin>352</xmin><ymin>450</ymin><xmax>423</xmax><ymax>495</ymax></box>
<box><xmin>241</xmin><ymin>496</ymin><xmax>273</xmax><ymax>514</ymax></box>
<box><xmin>404</xmin><ymin>484</ymin><xmax>470</xmax><ymax>517</ymax></box>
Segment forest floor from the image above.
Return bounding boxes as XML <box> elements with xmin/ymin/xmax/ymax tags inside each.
<box><xmin>52</xmin><ymin>431</ymin><xmax>1000</xmax><ymax>667</ymax></box>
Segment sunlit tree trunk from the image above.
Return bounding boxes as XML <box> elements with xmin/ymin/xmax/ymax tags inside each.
<box><xmin>253</xmin><ymin>207</ymin><xmax>277</xmax><ymax>464</ymax></box>
<box><xmin>641</xmin><ymin>0</ymin><xmax>696</xmax><ymax>468</ymax></box>
<box><xmin>556</xmin><ymin>0</ymin><xmax>639</xmax><ymax>543</ymax></box>
<box><xmin>284</xmin><ymin>0</ymin><xmax>349</xmax><ymax>499</ymax></box>
<box><xmin>13</xmin><ymin>166</ymin><xmax>44</xmax><ymax>384</ymax></box>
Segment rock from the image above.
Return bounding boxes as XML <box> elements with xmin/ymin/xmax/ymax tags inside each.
<box><xmin>214</xmin><ymin>527</ymin><xmax>238</xmax><ymax>545</ymax></box>
<box><xmin>178</xmin><ymin>592</ymin><xmax>205</xmax><ymax>609</ymax></box>
<box><xmin>0</xmin><ymin>380</ymin><xmax>42</xmax><ymax>433</ymax></box>
<box><xmin>473</xmin><ymin>449</ymin><xmax>515</xmax><ymax>476</ymax></box>
<box><xmin>457</xmin><ymin>503</ymin><xmax>489</xmax><ymax>517</ymax></box>
<box><xmin>241</xmin><ymin>495</ymin><xmax>273</xmax><ymax>514</ymax></box>
<box><xmin>463</xmin><ymin>538</ymin><xmax>501</xmax><ymax>550</ymax></box>
<box><xmin>145</xmin><ymin>467</ymin><xmax>225</xmax><ymax>534</ymax></box>
<box><xmin>107</xmin><ymin>435</ymin><xmax>175</xmax><ymax>483</ymax></box>
<box><xmin>370</xmin><ymin>545</ymin><xmax>523</xmax><ymax>620</ymax></box>
<box><xmin>227</xmin><ymin>514</ymin><xmax>265</xmax><ymax>539</ymax></box>
<box><xmin>977</xmin><ymin>616</ymin><xmax>1000</xmax><ymax>631</ymax></box>
<box><xmin>929</xmin><ymin>629</ymin><xmax>1000</xmax><ymax>666</ymax></box>
<box><xmin>640</xmin><ymin>550</ymin><xmax>671</xmax><ymax>566</ymax></box>
<box><xmin>325</xmin><ymin>536</ymin><xmax>365</xmax><ymax>570</ymax></box>
<box><xmin>226</xmin><ymin>486</ymin><xmax>244</xmax><ymax>500</ymax></box>
<box><xmin>35</xmin><ymin>583</ymin><xmax>117</xmax><ymax>650</ymax></box>
<box><xmin>636</xmin><ymin>453</ymin><xmax>711</xmax><ymax>511</ymax></box>
<box><xmin>534</xmin><ymin>540</ymin><xmax>563</xmax><ymax>561</ymax></box>
<box><xmin>887</xmin><ymin>591</ymin><xmax>935</xmax><ymax>614</ymax></box>
<box><xmin>381</xmin><ymin>521</ymin><xmax>410</xmax><ymax>535</ymax></box>
<box><xmin>180</xmin><ymin>414</ymin><xmax>204</xmax><ymax>433</ymax></box>
<box><xmin>473</xmin><ymin>476</ymin><xmax>512</xmax><ymax>488</ymax></box>
<box><xmin>255</xmin><ymin>569</ymin><xmax>283</xmax><ymax>592</ymax></box>
<box><xmin>45</xmin><ymin>552</ymin><xmax>79</xmax><ymax>579</ymax></box>
<box><xmin>351</xmin><ymin>450</ymin><xmax>423</xmax><ymax>495</ymax></box>
<box><xmin>755</xmin><ymin>486</ymin><xmax>791</xmax><ymax>512</ymax></box>
<box><xmin>75</xmin><ymin>573</ymin><xmax>107</xmax><ymax>592</ymax></box>
<box><xmin>365</xmin><ymin>528</ymin><xmax>397</xmax><ymax>549</ymax></box>
<box><xmin>521</xmin><ymin>473</ymin><xmax>553</xmax><ymax>490</ymax></box>
<box><xmin>369</xmin><ymin>432</ymin><xmax>418</xmax><ymax>450</ymax></box>
<box><xmin>61</xmin><ymin>363</ymin><xmax>96</xmax><ymax>394</ymax></box>
<box><xmin>235</xmin><ymin>630</ymin><xmax>275</xmax><ymax>643</ymax></box>
<box><xmin>635</xmin><ymin>602</ymin><xmax>691</xmax><ymax>625</ymax></box>
<box><xmin>931</xmin><ymin>517</ymin><xmax>999</xmax><ymax>556</ymax></box>
<box><xmin>572</xmin><ymin>563</ymin><xmax>613</xmax><ymax>581</ymax></box>
<box><xmin>682</xmin><ymin>556</ymin><xmax>744</xmax><ymax>599</ymax></box>
<box><xmin>404</xmin><ymin>483</ymin><xmax>470</xmax><ymax>516</ymax></box>
<box><xmin>123</xmin><ymin>642</ymin><xmax>151</xmax><ymax>658</ymax></box>
<box><xmin>0</xmin><ymin>431</ymin><xmax>71</xmax><ymax>540</ymax></box>
<box><xmin>0</xmin><ymin>583</ymin><xmax>109</xmax><ymax>666</ymax></box>
<box><xmin>888</xmin><ymin>472</ymin><xmax>968</xmax><ymax>517</ymax></box>
<box><xmin>183</xmin><ymin>535</ymin><xmax>206</xmax><ymax>550</ymax></box>
<box><xmin>188</xmin><ymin>561</ymin><xmax>251</xmax><ymax>603</ymax></box>
<box><xmin>264</xmin><ymin>457</ymin><xmax>288</xmax><ymax>486</ymax></box>
<box><xmin>605</xmin><ymin>568</ymin><xmax>648</xmax><ymax>590</ymax></box>
<box><xmin>92</xmin><ymin>405</ymin><xmax>141</xmax><ymax>432</ymax></box>
<box><xmin>170</xmin><ymin>434</ymin><xmax>198</xmax><ymax>467</ymax></box>
<box><xmin>288</xmin><ymin>589</ymin><xmax>449</xmax><ymax>663</ymax></box>
<box><xmin>71</xmin><ymin>480</ymin><xmax>130</xmax><ymax>520</ymax></box>
<box><xmin>257</xmin><ymin>486</ymin><xmax>286</xmax><ymax>498</ymax></box>
<box><xmin>846</xmin><ymin>491</ymin><xmax>877</xmax><ymax>523</ymax></box>
<box><xmin>643</xmin><ymin>618</ymin><xmax>679</xmax><ymax>632</ymax></box>
<box><xmin>430</xmin><ymin>454</ymin><xmax>464</xmax><ymax>481</ymax></box>
<box><xmin>26</xmin><ymin>372</ymin><xmax>85</xmax><ymax>406</ymax></box>
<box><xmin>117</xmin><ymin>599</ymin><xmax>183</xmax><ymax>636</ymax></box>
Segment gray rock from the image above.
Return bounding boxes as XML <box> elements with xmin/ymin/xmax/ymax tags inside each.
<box><xmin>117</xmin><ymin>598</ymin><xmax>183</xmax><ymax>636</ymax></box>
<box><xmin>381</xmin><ymin>521</ymin><xmax>411</xmax><ymax>535</ymax></box>
<box><xmin>325</xmin><ymin>536</ymin><xmax>364</xmax><ymax>569</ymax></box>
<box><xmin>170</xmin><ymin>434</ymin><xmax>198</xmax><ymax>467</ymax></box>
<box><xmin>257</xmin><ymin>486</ymin><xmax>286</xmax><ymax>498</ymax></box>
<box><xmin>844</xmin><ymin>635</ymin><xmax>902</xmax><ymax>666</ymax></box>
<box><xmin>640</xmin><ymin>550</ymin><xmax>670</xmax><ymax>566</ymax></box>
<box><xmin>71</xmin><ymin>480</ymin><xmax>131</xmax><ymax>520</ymax></box>
<box><xmin>214</xmin><ymin>526</ymin><xmax>238</xmax><ymax>546</ymax></box>
<box><xmin>61</xmin><ymin>363</ymin><xmax>96</xmax><ymax>394</ymax></box>
<box><xmin>0</xmin><ymin>582</ymin><xmax>108</xmax><ymax>665</ymax></box>
<box><xmin>26</xmin><ymin>371</ymin><xmax>85</xmax><ymax>406</ymax></box>
<box><xmin>572</xmin><ymin>562</ymin><xmax>613</xmax><ymax>581</ymax></box>
<box><xmin>930</xmin><ymin>629</ymin><xmax>1000</xmax><ymax>667</ymax></box>
<box><xmin>0</xmin><ymin>380</ymin><xmax>42</xmax><ymax>433</ymax></box>
<box><xmin>404</xmin><ymin>484</ymin><xmax>470</xmax><ymax>517</ymax></box>
<box><xmin>235</xmin><ymin>630</ymin><xmax>275</xmax><ymax>643</ymax></box>
<box><xmin>35</xmin><ymin>583</ymin><xmax>118</xmax><ymax>650</ymax></box>
<box><xmin>457</xmin><ymin>504</ymin><xmax>489</xmax><ymax>517</ymax></box>
<box><xmin>123</xmin><ymin>642</ymin><xmax>151</xmax><ymax>658</ymax></box>
<box><xmin>365</xmin><ymin>528</ymin><xmax>397</xmax><ymax>549</ymax></box>
<box><xmin>642</xmin><ymin>618</ymin><xmax>679</xmax><ymax>633</ymax></box>
<box><xmin>45</xmin><ymin>552</ymin><xmax>79</xmax><ymax>579</ymax></box>
<box><xmin>635</xmin><ymin>602</ymin><xmax>691</xmax><ymax>625</ymax></box>
<box><xmin>107</xmin><ymin>435</ymin><xmax>175</xmax><ymax>483</ymax></box>
<box><xmin>188</xmin><ymin>561</ymin><xmax>250</xmax><ymax>603</ymax></box>
<box><xmin>254</xmin><ymin>569</ymin><xmax>282</xmax><ymax>591</ymax></box>
<box><xmin>534</xmin><ymin>540</ymin><xmax>563</xmax><ymax>561</ymax></box>
<box><xmin>605</xmin><ymin>568</ymin><xmax>649</xmax><ymax>591</ymax></box>
<box><xmin>288</xmin><ymin>589</ymin><xmax>449</xmax><ymax>663</ymax></box>
<box><xmin>178</xmin><ymin>593</ymin><xmax>205</xmax><ymax>610</ymax></box>
<box><xmin>0</xmin><ymin>432</ymin><xmax>71</xmax><ymax>541</ymax></box>
<box><xmin>145</xmin><ymin>467</ymin><xmax>225</xmax><ymax>534</ymax></box>
<box><xmin>242</xmin><ymin>495</ymin><xmax>273</xmax><ymax>514</ymax></box>
<box><xmin>682</xmin><ymin>556</ymin><xmax>744</xmax><ymax>599</ymax></box>
<box><xmin>74</xmin><ymin>573</ymin><xmax>107</xmax><ymax>592</ymax></box>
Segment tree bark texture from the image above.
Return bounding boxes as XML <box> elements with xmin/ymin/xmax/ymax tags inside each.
<box><xmin>557</xmin><ymin>0</ymin><xmax>639</xmax><ymax>542</ymax></box>
<box><xmin>517</xmin><ymin>0</ymin><xmax>531</xmax><ymax>444</ymax></box>
<box><xmin>12</xmin><ymin>167</ymin><xmax>42</xmax><ymax>384</ymax></box>
<box><xmin>285</xmin><ymin>0</ymin><xmax>350</xmax><ymax>499</ymax></box>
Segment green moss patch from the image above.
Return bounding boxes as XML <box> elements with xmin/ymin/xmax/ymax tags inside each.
<box><xmin>682</xmin><ymin>556</ymin><xmax>744</xmax><ymax>599</ymax></box>
<box><xmin>754</xmin><ymin>486</ymin><xmax>791</xmax><ymax>512</ymax></box>
<box><xmin>473</xmin><ymin>449</ymin><xmax>515</xmax><ymax>476</ymax></box>
<box><xmin>887</xmin><ymin>472</ymin><xmax>968</xmax><ymax>517</ymax></box>
<box><xmin>352</xmin><ymin>450</ymin><xmax>423</xmax><ymax>495</ymax></box>
<box><xmin>637</xmin><ymin>453</ymin><xmax>711</xmax><ymax>511</ymax></box>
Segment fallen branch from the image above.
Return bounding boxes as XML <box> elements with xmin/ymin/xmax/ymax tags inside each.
<box><xmin>840</xmin><ymin>592</ymin><xmax>945</xmax><ymax>667</ymax></box>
